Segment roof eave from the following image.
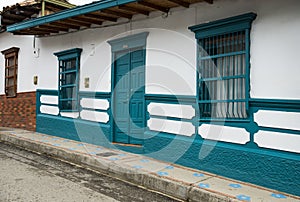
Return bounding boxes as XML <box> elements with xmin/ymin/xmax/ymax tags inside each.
<box><xmin>7</xmin><ymin>0</ymin><xmax>138</xmax><ymax>33</ymax></box>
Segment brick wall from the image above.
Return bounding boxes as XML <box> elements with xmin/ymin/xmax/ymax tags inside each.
<box><xmin>0</xmin><ymin>91</ymin><xmax>36</xmax><ymax>131</ymax></box>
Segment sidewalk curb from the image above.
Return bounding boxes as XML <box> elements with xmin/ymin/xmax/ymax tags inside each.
<box><xmin>0</xmin><ymin>131</ymin><xmax>239</xmax><ymax>202</ymax></box>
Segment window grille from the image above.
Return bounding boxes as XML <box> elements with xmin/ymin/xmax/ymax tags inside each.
<box><xmin>54</xmin><ymin>48</ymin><xmax>82</xmax><ymax>112</ymax></box>
<box><xmin>199</xmin><ymin>31</ymin><xmax>247</xmax><ymax>119</ymax></box>
<box><xmin>189</xmin><ymin>12</ymin><xmax>257</xmax><ymax>121</ymax></box>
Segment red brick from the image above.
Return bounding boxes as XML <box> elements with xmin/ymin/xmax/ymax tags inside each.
<box><xmin>0</xmin><ymin>92</ymin><xmax>36</xmax><ymax>131</ymax></box>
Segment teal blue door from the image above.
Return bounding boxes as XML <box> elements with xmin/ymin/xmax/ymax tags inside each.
<box><xmin>113</xmin><ymin>48</ymin><xmax>145</xmax><ymax>145</ymax></box>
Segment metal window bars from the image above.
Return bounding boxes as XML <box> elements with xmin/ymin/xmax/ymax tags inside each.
<box><xmin>59</xmin><ymin>58</ymin><xmax>79</xmax><ymax>111</ymax></box>
<box><xmin>199</xmin><ymin>31</ymin><xmax>248</xmax><ymax>119</ymax></box>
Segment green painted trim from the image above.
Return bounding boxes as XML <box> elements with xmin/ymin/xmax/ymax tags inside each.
<box><xmin>36</xmin><ymin>89</ymin><xmax>58</xmax><ymax>96</ymax></box>
<box><xmin>7</xmin><ymin>0</ymin><xmax>139</xmax><ymax>32</ymax></box>
<box><xmin>54</xmin><ymin>48</ymin><xmax>82</xmax><ymax>112</ymax></box>
<box><xmin>107</xmin><ymin>32</ymin><xmax>149</xmax><ymax>52</ymax></box>
<box><xmin>79</xmin><ymin>91</ymin><xmax>111</xmax><ymax>99</ymax></box>
<box><xmin>109</xmin><ymin>32</ymin><xmax>149</xmax><ymax>144</ymax></box>
<box><xmin>188</xmin><ymin>12</ymin><xmax>257</xmax><ymax>38</ymax></box>
<box><xmin>250</xmin><ymin>98</ymin><xmax>300</xmax><ymax>111</ymax></box>
<box><xmin>258</xmin><ymin>126</ymin><xmax>300</xmax><ymax>136</ymax></box>
<box><xmin>189</xmin><ymin>12</ymin><xmax>257</xmax><ymax>121</ymax></box>
<box><xmin>145</xmin><ymin>94</ymin><xmax>196</xmax><ymax>104</ymax></box>
<box><xmin>36</xmin><ymin>89</ymin><xmax>58</xmax><ymax>117</ymax></box>
<box><xmin>149</xmin><ymin>115</ymin><xmax>194</xmax><ymax>122</ymax></box>
<box><xmin>54</xmin><ymin>48</ymin><xmax>82</xmax><ymax>58</ymax></box>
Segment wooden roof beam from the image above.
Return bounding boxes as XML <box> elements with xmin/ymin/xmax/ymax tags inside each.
<box><xmin>1</xmin><ymin>19</ymin><xmax>16</xmax><ymax>25</ymax></box>
<box><xmin>166</xmin><ymin>0</ymin><xmax>190</xmax><ymax>8</ymax></box>
<box><xmin>85</xmin><ymin>13</ymin><xmax>118</xmax><ymax>22</ymax></box>
<box><xmin>51</xmin><ymin>21</ymin><xmax>80</xmax><ymax>30</ymax></box>
<box><xmin>118</xmin><ymin>5</ymin><xmax>149</xmax><ymax>16</ymax></box>
<box><xmin>73</xmin><ymin>16</ymin><xmax>103</xmax><ymax>25</ymax></box>
<box><xmin>2</xmin><ymin>13</ymin><xmax>26</xmax><ymax>21</ymax></box>
<box><xmin>19</xmin><ymin>6</ymin><xmax>40</xmax><ymax>13</ymax></box>
<box><xmin>16</xmin><ymin>29</ymin><xmax>51</xmax><ymax>35</ymax></box>
<box><xmin>101</xmin><ymin>9</ymin><xmax>132</xmax><ymax>19</ymax></box>
<box><xmin>137</xmin><ymin>1</ymin><xmax>170</xmax><ymax>13</ymax></box>
<box><xmin>39</xmin><ymin>24</ymin><xmax>69</xmax><ymax>32</ymax></box>
<box><xmin>65</xmin><ymin>18</ymin><xmax>91</xmax><ymax>28</ymax></box>
<box><xmin>34</xmin><ymin>26</ymin><xmax>59</xmax><ymax>33</ymax></box>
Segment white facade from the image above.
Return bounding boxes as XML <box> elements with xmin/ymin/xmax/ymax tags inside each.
<box><xmin>23</xmin><ymin>0</ymin><xmax>299</xmax><ymax>99</ymax></box>
<box><xmin>0</xmin><ymin>33</ymin><xmax>37</xmax><ymax>94</ymax></box>
<box><xmin>2</xmin><ymin>0</ymin><xmax>299</xmax><ymax>99</ymax></box>
<box><xmin>2</xmin><ymin>0</ymin><xmax>300</xmax><ymax>153</ymax></box>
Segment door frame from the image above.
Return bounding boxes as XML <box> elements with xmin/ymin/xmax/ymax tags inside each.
<box><xmin>108</xmin><ymin>32</ymin><xmax>149</xmax><ymax>144</ymax></box>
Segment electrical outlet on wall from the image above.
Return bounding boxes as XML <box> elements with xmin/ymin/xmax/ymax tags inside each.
<box><xmin>84</xmin><ymin>77</ymin><xmax>90</xmax><ymax>88</ymax></box>
<box><xmin>33</xmin><ymin>76</ymin><xmax>38</xmax><ymax>85</ymax></box>
<box><xmin>90</xmin><ymin>44</ymin><xmax>95</xmax><ymax>56</ymax></box>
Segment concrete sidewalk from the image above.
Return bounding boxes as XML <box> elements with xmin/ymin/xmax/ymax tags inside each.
<box><xmin>0</xmin><ymin>127</ymin><xmax>299</xmax><ymax>202</ymax></box>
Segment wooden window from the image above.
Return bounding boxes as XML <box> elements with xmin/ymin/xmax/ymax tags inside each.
<box><xmin>189</xmin><ymin>13</ymin><xmax>257</xmax><ymax>121</ymax></box>
<box><xmin>54</xmin><ymin>48</ymin><xmax>82</xmax><ymax>112</ymax></box>
<box><xmin>1</xmin><ymin>47</ymin><xmax>19</xmax><ymax>97</ymax></box>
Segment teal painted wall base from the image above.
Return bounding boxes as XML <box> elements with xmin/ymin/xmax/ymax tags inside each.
<box><xmin>143</xmin><ymin>132</ymin><xmax>300</xmax><ymax>197</ymax></box>
<box><xmin>36</xmin><ymin>114</ymin><xmax>144</xmax><ymax>154</ymax></box>
<box><xmin>36</xmin><ymin>114</ymin><xmax>300</xmax><ymax>196</ymax></box>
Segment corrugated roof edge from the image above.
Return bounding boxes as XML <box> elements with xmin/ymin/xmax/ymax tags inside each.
<box><xmin>7</xmin><ymin>0</ymin><xmax>138</xmax><ymax>32</ymax></box>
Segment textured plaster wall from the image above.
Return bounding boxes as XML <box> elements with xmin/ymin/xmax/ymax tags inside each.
<box><xmin>0</xmin><ymin>33</ymin><xmax>38</xmax><ymax>94</ymax></box>
<box><xmin>0</xmin><ymin>0</ymin><xmax>299</xmax><ymax>98</ymax></box>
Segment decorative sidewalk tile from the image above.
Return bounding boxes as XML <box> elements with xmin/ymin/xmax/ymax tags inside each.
<box><xmin>198</xmin><ymin>183</ymin><xmax>210</xmax><ymax>189</ymax></box>
<box><xmin>165</xmin><ymin>165</ymin><xmax>174</xmax><ymax>170</ymax></box>
<box><xmin>229</xmin><ymin>184</ymin><xmax>242</xmax><ymax>189</ymax></box>
<box><xmin>193</xmin><ymin>173</ymin><xmax>205</xmax><ymax>177</ymax></box>
<box><xmin>271</xmin><ymin>193</ymin><xmax>287</xmax><ymax>199</ymax></box>
<box><xmin>158</xmin><ymin>166</ymin><xmax>212</xmax><ymax>184</ymax></box>
<box><xmin>192</xmin><ymin>177</ymin><xmax>299</xmax><ymax>202</ymax></box>
<box><xmin>236</xmin><ymin>194</ymin><xmax>251</xmax><ymax>201</ymax></box>
<box><xmin>157</xmin><ymin>171</ymin><xmax>169</xmax><ymax>176</ymax></box>
<box><xmin>132</xmin><ymin>165</ymin><xmax>143</xmax><ymax>169</ymax></box>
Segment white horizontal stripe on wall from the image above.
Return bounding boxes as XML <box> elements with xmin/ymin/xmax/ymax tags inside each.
<box><xmin>198</xmin><ymin>124</ymin><xmax>250</xmax><ymax>144</ymax></box>
<box><xmin>80</xmin><ymin>98</ymin><xmax>109</xmax><ymax>110</ymax></box>
<box><xmin>60</xmin><ymin>112</ymin><xmax>79</xmax><ymax>118</ymax></box>
<box><xmin>40</xmin><ymin>95</ymin><xmax>58</xmax><ymax>105</ymax></box>
<box><xmin>254</xmin><ymin>131</ymin><xmax>300</xmax><ymax>153</ymax></box>
<box><xmin>40</xmin><ymin>105</ymin><xmax>59</xmax><ymax>115</ymax></box>
<box><xmin>80</xmin><ymin>110</ymin><xmax>109</xmax><ymax>123</ymax></box>
<box><xmin>254</xmin><ymin>110</ymin><xmax>300</xmax><ymax>131</ymax></box>
<box><xmin>148</xmin><ymin>103</ymin><xmax>195</xmax><ymax>119</ymax></box>
<box><xmin>148</xmin><ymin>118</ymin><xmax>194</xmax><ymax>136</ymax></box>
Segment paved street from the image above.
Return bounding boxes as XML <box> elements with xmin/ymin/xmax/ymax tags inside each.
<box><xmin>0</xmin><ymin>142</ymin><xmax>179</xmax><ymax>202</ymax></box>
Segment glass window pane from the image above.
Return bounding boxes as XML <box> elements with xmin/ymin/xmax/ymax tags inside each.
<box><xmin>65</xmin><ymin>59</ymin><xmax>76</xmax><ymax>70</ymax></box>
<box><xmin>7</xmin><ymin>57</ymin><xmax>14</xmax><ymax>66</ymax></box>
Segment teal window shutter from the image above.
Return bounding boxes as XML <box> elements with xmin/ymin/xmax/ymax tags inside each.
<box><xmin>54</xmin><ymin>48</ymin><xmax>82</xmax><ymax>112</ymax></box>
<box><xmin>189</xmin><ymin>13</ymin><xmax>256</xmax><ymax>121</ymax></box>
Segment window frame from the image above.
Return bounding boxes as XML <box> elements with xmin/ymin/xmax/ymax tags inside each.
<box><xmin>54</xmin><ymin>48</ymin><xmax>82</xmax><ymax>112</ymax></box>
<box><xmin>1</xmin><ymin>47</ymin><xmax>20</xmax><ymax>98</ymax></box>
<box><xmin>189</xmin><ymin>12</ymin><xmax>257</xmax><ymax>122</ymax></box>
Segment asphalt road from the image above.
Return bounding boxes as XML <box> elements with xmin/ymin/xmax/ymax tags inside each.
<box><xmin>0</xmin><ymin>142</ymin><xmax>179</xmax><ymax>202</ymax></box>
